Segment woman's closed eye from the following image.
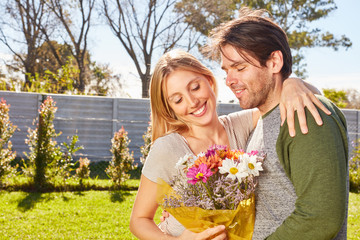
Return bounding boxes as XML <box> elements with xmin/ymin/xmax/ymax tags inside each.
<box><xmin>237</xmin><ymin>66</ymin><xmax>245</xmax><ymax>72</ymax></box>
<box><xmin>174</xmin><ymin>97</ymin><xmax>183</xmax><ymax>104</ymax></box>
<box><xmin>191</xmin><ymin>83</ymin><xmax>200</xmax><ymax>91</ymax></box>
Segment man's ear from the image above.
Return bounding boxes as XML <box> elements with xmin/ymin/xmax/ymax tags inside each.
<box><xmin>268</xmin><ymin>50</ymin><xmax>284</xmax><ymax>74</ymax></box>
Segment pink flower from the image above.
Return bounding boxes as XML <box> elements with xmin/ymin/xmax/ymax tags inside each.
<box><xmin>186</xmin><ymin>163</ymin><xmax>213</xmax><ymax>185</ymax></box>
<box><xmin>249</xmin><ymin>150</ymin><xmax>259</xmax><ymax>156</ymax></box>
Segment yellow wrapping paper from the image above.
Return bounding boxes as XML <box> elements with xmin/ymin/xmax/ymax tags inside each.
<box><xmin>157</xmin><ymin>178</ymin><xmax>255</xmax><ymax>240</ymax></box>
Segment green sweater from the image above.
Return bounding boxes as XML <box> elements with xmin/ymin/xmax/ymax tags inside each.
<box><xmin>270</xmin><ymin>96</ymin><xmax>348</xmax><ymax>239</ymax></box>
<box><xmin>246</xmin><ymin>95</ymin><xmax>348</xmax><ymax>240</ymax></box>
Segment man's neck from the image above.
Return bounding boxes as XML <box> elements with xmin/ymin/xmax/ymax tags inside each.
<box><xmin>257</xmin><ymin>78</ymin><xmax>283</xmax><ymax>116</ymax></box>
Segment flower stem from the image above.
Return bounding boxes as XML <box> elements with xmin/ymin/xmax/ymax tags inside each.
<box><xmin>201</xmin><ymin>181</ymin><xmax>216</xmax><ymax>208</ymax></box>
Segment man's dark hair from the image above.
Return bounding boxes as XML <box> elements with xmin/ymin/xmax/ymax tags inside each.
<box><xmin>205</xmin><ymin>8</ymin><xmax>292</xmax><ymax>80</ymax></box>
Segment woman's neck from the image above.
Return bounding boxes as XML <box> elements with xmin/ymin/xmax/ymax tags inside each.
<box><xmin>182</xmin><ymin>119</ymin><xmax>230</xmax><ymax>155</ymax></box>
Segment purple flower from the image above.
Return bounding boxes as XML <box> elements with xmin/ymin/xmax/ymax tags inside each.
<box><xmin>205</xmin><ymin>145</ymin><xmax>228</xmax><ymax>157</ymax></box>
<box><xmin>186</xmin><ymin>163</ymin><xmax>213</xmax><ymax>185</ymax></box>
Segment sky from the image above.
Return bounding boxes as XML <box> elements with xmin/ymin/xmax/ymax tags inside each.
<box><xmin>1</xmin><ymin>0</ymin><xmax>359</xmax><ymax>103</ymax></box>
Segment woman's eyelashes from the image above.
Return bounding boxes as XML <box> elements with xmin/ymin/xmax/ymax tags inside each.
<box><xmin>191</xmin><ymin>83</ymin><xmax>200</xmax><ymax>91</ymax></box>
<box><xmin>174</xmin><ymin>97</ymin><xmax>182</xmax><ymax>104</ymax></box>
<box><xmin>237</xmin><ymin>66</ymin><xmax>245</xmax><ymax>72</ymax></box>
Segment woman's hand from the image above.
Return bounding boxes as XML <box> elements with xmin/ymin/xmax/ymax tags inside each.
<box><xmin>176</xmin><ymin>226</ymin><xmax>227</xmax><ymax>240</ymax></box>
<box><xmin>280</xmin><ymin>78</ymin><xmax>331</xmax><ymax>137</ymax></box>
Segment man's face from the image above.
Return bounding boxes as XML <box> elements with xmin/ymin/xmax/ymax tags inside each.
<box><xmin>220</xmin><ymin>44</ymin><xmax>275</xmax><ymax>110</ymax></box>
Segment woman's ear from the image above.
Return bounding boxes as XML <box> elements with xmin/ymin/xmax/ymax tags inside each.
<box><xmin>268</xmin><ymin>50</ymin><xmax>284</xmax><ymax>74</ymax></box>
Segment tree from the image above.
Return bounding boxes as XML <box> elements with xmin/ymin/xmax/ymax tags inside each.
<box><xmin>42</xmin><ymin>0</ymin><xmax>96</xmax><ymax>93</ymax></box>
<box><xmin>345</xmin><ymin>89</ymin><xmax>360</xmax><ymax>110</ymax></box>
<box><xmin>33</xmin><ymin>40</ymin><xmax>73</xmax><ymax>77</ymax></box>
<box><xmin>0</xmin><ymin>0</ymin><xmax>54</xmax><ymax>89</ymax></box>
<box><xmin>175</xmin><ymin>0</ymin><xmax>352</xmax><ymax>78</ymax></box>
<box><xmin>101</xmin><ymin>0</ymin><xmax>201</xmax><ymax>98</ymax></box>
<box><xmin>323</xmin><ymin>88</ymin><xmax>348</xmax><ymax>108</ymax></box>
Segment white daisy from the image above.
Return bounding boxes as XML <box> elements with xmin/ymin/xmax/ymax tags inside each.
<box><xmin>175</xmin><ymin>153</ymin><xmax>193</xmax><ymax>169</ymax></box>
<box><xmin>218</xmin><ymin>158</ymin><xmax>248</xmax><ymax>183</ymax></box>
<box><xmin>240</xmin><ymin>154</ymin><xmax>263</xmax><ymax>176</ymax></box>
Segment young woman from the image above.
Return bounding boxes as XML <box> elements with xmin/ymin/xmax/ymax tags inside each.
<box><xmin>129</xmin><ymin>49</ymin><xmax>329</xmax><ymax>240</ymax></box>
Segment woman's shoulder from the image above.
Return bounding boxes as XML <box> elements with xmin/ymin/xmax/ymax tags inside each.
<box><xmin>219</xmin><ymin>109</ymin><xmax>254</xmax><ymax>125</ymax></box>
<box><xmin>152</xmin><ymin>132</ymin><xmax>182</xmax><ymax>148</ymax></box>
<box><xmin>142</xmin><ymin>132</ymin><xmax>188</xmax><ymax>183</ymax></box>
<box><xmin>148</xmin><ymin>132</ymin><xmax>186</xmax><ymax>158</ymax></box>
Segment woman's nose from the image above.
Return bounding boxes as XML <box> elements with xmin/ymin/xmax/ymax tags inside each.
<box><xmin>187</xmin><ymin>94</ymin><xmax>200</xmax><ymax>108</ymax></box>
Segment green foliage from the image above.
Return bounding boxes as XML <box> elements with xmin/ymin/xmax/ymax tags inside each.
<box><xmin>350</xmin><ymin>139</ymin><xmax>360</xmax><ymax>193</ymax></box>
<box><xmin>24</xmin><ymin>59</ymin><xmax>78</xmax><ymax>94</ymax></box>
<box><xmin>60</xmin><ymin>134</ymin><xmax>84</xmax><ymax>179</ymax></box>
<box><xmin>23</xmin><ymin>96</ymin><xmax>63</xmax><ymax>191</ymax></box>
<box><xmin>106</xmin><ymin>126</ymin><xmax>135</xmax><ymax>188</ymax></box>
<box><xmin>0</xmin><ymin>99</ymin><xmax>17</xmax><ymax>186</ymax></box>
<box><xmin>140</xmin><ymin>124</ymin><xmax>152</xmax><ymax>164</ymax></box>
<box><xmin>56</xmin><ymin>134</ymin><xmax>84</xmax><ymax>190</ymax></box>
<box><xmin>323</xmin><ymin>88</ymin><xmax>348</xmax><ymax>108</ymax></box>
<box><xmin>175</xmin><ymin>0</ymin><xmax>352</xmax><ymax>78</ymax></box>
<box><xmin>0</xmin><ymin>79</ymin><xmax>18</xmax><ymax>91</ymax></box>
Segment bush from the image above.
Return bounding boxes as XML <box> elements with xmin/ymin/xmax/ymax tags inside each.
<box><xmin>350</xmin><ymin>138</ymin><xmax>360</xmax><ymax>193</ymax></box>
<box><xmin>0</xmin><ymin>99</ymin><xmax>17</xmax><ymax>186</ymax></box>
<box><xmin>140</xmin><ymin>124</ymin><xmax>152</xmax><ymax>164</ymax></box>
<box><xmin>106</xmin><ymin>126</ymin><xmax>135</xmax><ymax>188</ymax></box>
<box><xmin>76</xmin><ymin>157</ymin><xmax>91</xmax><ymax>186</ymax></box>
<box><xmin>23</xmin><ymin>96</ymin><xmax>63</xmax><ymax>191</ymax></box>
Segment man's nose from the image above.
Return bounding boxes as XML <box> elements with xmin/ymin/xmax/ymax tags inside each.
<box><xmin>225</xmin><ymin>70</ymin><xmax>237</xmax><ymax>87</ymax></box>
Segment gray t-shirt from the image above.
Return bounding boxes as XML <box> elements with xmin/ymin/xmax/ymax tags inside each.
<box><xmin>142</xmin><ymin>109</ymin><xmax>254</xmax><ymax>236</ymax></box>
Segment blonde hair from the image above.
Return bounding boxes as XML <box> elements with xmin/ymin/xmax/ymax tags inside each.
<box><xmin>150</xmin><ymin>49</ymin><xmax>218</xmax><ymax>142</ymax></box>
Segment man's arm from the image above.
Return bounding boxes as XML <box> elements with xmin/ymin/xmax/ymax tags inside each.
<box><xmin>268</xmin><ymin>98</ymin><xmax>348</xmax><ymax>239</ymax></box>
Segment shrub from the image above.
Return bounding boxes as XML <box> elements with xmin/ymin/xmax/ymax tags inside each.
<box><xmin>76</xmin><ymin>157</ymin><xmax>91</xmax><ymax>186</ymax></box>
<box><xmin>106</xmin><ymin>126</ymin><xmax>135</xmax><ymax>188</ymax></box>
<box><xmin>350</xmin><ymin>138</ymin><xmax>360</xmax><ymax>193</ymax></box>
<box><xmin>0</xmin><ymin>99</ymin><xmax>17</xmax><ymax>186</ymax></box>
<box><xmin>140</xmin><ymin>124</ymin><xmax>152</xmax><ymax>164</ymax></box>
<box><xmin>23</xmin><ymin>96</ymin><xmax>63</xmax><ymax>191</ymax></box>
<box><xmin>56</xmin><ymin>134</ymin><xmax>84</xmax><ymax>190</ymax></box>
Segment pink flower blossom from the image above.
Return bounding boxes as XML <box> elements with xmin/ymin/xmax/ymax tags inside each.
<box><xmin>186</xmin><ymin>163</ymin><xmax>213</xmax><ymax>185</ymax></box>
<box><xmin>248</xmin><ymin>150</ymin><xmax>259</xmax><ymax>156</ymax></box>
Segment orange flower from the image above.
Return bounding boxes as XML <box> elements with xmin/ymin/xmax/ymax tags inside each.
<box><xmin>193</xmin><ymin>154</ymin><xmax>223</xmax><ymax>171</ymax></box>
<box><xmin>225</xmin><ymin>149</ymin><xmax>245</xmax><ymax>161</ymax></box>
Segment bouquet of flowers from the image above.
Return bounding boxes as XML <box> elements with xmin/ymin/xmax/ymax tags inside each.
<box><xmin>157</xmin><ymin>145</ymin><xmax>265</xmax><ymax>240</ymax></box>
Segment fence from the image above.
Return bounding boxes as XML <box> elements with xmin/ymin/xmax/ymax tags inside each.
<box><xmin>1</xmin><ymin>91</ymin><xmax>359</xmax><ymax>177</ymax></box>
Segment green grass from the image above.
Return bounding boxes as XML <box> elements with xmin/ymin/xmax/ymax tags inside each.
<box><xmin>0</xmin><ymin>179</ymin><xmax>160</xmax><ymax>240</ymax></box>
<box><xmin>0</xmin><ymin>180</ymin><xmax>358</xmax><ymax>239</ymax></box>
<box><xmin>349</xmin><ymin>192</ymin><xmax>360</xmax><ymax>240</ymax></box>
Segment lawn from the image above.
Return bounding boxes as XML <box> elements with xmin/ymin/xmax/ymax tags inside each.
<box><xmin>0</xmin><ymin>181</ymin><xmax>358</xmax><ymax>239</ymax></box>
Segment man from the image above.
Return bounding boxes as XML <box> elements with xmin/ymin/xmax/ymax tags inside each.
<box><xmin>206</xmin><ymin>8</ymin><xmax>349</xmax><ymax>240</ymax></box>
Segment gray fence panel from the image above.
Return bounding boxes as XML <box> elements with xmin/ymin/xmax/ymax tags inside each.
<box><xmin>217</xmin><ymin>103</ymin><xmax>242</xmax><ymax>116</ymax></box>
<box><xmin>342</xmin><ymin>109</ymin><xmax>359</xmax><ymax>153</ymax></box>
<box><xmin>49</xmin><ymin>94</ymin><xmax>115</xmax><ymax>161</ymax></box>
<box><xmin>1</xmin><ymin>91</ymin><xmax>40</xmax><ymax>157</ymax></box>
<box><xmin>1</xmin><ymin>91</ymin><xmax>360</xmax><ymax>165</ymax></box>
<box><xmin>114</xmin><ymin>98</ymin><xmax>151</xmax><ymax>162</ymax></box>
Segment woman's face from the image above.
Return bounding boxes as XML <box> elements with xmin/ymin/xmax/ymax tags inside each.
<box><xmin>165</xmin><ymin>69</ymin><xmax>217</xmax><ymax>128</ymax></box>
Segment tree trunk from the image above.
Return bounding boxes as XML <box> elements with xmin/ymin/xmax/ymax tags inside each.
<box><xmin>141</xmin><ymin>73</ymin><xmax>151</xmax><ymax>98</ymax></box>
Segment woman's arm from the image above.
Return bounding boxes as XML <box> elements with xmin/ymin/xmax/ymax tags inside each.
<box><xmin>130</xmin><ymin>175</ymin><xmax>169</xmax><ymax>239</ymax></box>
<box><xmin>130</xmin><ymin>175</ymin><xmax>227</xmax><ymax>240</ymax></box>
<box><xmin>280</xmin><ymin>78</ymin><xmax>331</xmax><ymax>137</ymax></box>
<box><xmin>250</xmin><ymin>78</ymin><xmax>331</xmax><ymax>137</ymax></box>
